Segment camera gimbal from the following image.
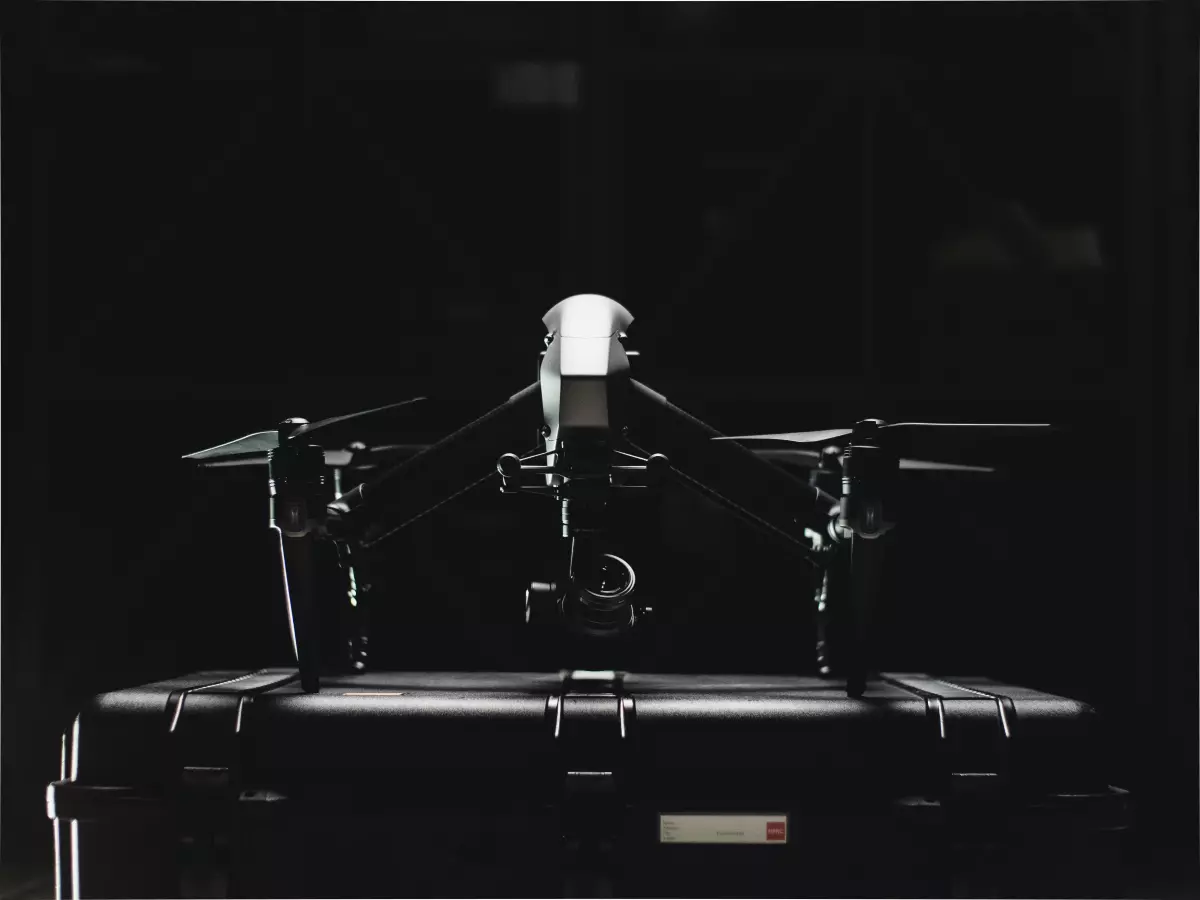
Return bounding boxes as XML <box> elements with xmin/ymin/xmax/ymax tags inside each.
<box><xmin>497</xmin><ymin>295</ymin><xmax>670</xmax><ymax>637</ymax></box>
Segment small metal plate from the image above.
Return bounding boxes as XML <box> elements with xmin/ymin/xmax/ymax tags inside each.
<box><xmin>659</xmin><ymin>814</ymin><xmax>789</xmax><ymax>845</ymax></box>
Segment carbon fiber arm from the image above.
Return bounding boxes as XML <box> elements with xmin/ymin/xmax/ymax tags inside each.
<box><xmin>625</xmin><ymin>380</ymin><xmax>836</xmax><ymax>567</ymax></box>
<box><xmin>323</xmin><ymin>378</ymin><xmax>837</xmax><ymax>570</ymax></box>
<box><xmin>325</xmin><ymin>383</ymin><xmax>544</xmax><ymax>549</ymax></box>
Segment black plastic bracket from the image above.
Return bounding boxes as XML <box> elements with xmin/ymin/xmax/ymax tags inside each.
<box><xmin>625</xmin><ymin>381</ymin><xmax>834</xmax><ymax>564</ymax></box>
<box><xmin>881</xmin><ymin>673</ymin><xmax>1016</xmax><ymax>807</ymax></box>
<box><xmin>269</xmin><ymin>444</ymin><xmax>328</xmax><ymax>693</ymax></box>
<box><xmin>550</xmin><ymin>671</ymin><xmax>634</xmax><ymax>897</ymax></box>
<box><xmin>164</xmin><ymin>670</ymin><xmax>302</xmax><ymax>898</ymax></box>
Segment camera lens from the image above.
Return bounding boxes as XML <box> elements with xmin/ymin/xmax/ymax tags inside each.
<box><xmin>563</xmin><ymin>554</ymin><xmax>638</xmax><ymax>637</ymax></box>
<box><xmin>580</xmin><ymin>553</ymin><xmax>636</xmax><ymax>601</ymax></box>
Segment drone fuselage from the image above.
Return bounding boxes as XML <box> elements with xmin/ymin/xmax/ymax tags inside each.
<box><xmin>539</xmin><ymin>294</ymin><xmax>635</xmax><ymax>463</ymax></box>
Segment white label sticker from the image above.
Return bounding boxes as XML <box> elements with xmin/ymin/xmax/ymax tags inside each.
<box><xmin>659</xmin><ymin>814</ymin><xmax>789</xmax><ymax>845</ymax></box>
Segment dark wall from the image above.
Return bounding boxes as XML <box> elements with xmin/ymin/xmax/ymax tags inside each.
<box><xmin>10</xmin><ymin>0</ymin><xmax>1197</xmax><ymax>885</ymax></box>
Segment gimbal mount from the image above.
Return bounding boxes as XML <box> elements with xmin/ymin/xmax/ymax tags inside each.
<box><xmin>497</xmin><ymin>443</ymin><xmax>670</xmax><ymax>636</ymax></box>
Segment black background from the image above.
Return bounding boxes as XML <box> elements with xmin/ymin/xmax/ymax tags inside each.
<box><xmin>8</xmin><ymin>1</ymin><xmax>1199</xmax><ymax>893</ymax></box>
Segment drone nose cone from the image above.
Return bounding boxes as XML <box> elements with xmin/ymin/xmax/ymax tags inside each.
<box><xmin>543</xmin><ymin>294</ymin><xmax>634</xmax><ymax>338</ymax></box>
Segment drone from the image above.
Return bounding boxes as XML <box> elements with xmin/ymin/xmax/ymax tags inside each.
<box><xmin>184</xmin><ymin>294</ymin><xmax>1050</xmax><ymax>698</ymax></box>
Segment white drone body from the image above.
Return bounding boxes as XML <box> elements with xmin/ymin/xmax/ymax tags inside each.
<box><xmin>538</xmin><ymin>294</ymin><xmax>634</xmax><ymax>479</ymax></box>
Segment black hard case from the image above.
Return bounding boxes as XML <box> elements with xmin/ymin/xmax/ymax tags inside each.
<box><xmin>48</xmin><ymin>669</ymin><xmax>1129</xmax><ymax>898</ymax></box>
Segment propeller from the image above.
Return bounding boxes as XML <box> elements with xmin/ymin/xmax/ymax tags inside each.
<box><xmin>193</xmin><ymin>443</ymin><xmax>428</xmax><ymax>471</ymax></box>
<box><xmin>183</xmin><ymin>398</ymin><xmax>424</xmax><ymax>696</ymax></box>
<box><xmin>182</xmin><ymin>398</ymin><xmax>427</xmax><ymax>466</ymax></box>
<box><xmin>751</xmin><ymin>447</ymin><xmax>996</xmax><ymax>473</ymax></box>
<box><xmin>717</xmin><ymin>420</ymin><xmax>1053</xmax><ymax>445</ymax></box>
<box><xmin>725</xmin><ymin>419</ymin><xmax>1052</xmax><ymax>698</ymax></box>
<box><xmin>196</xmin><ymin>449</ymin><xmax>349</xmax><ymax>469</ymax></box>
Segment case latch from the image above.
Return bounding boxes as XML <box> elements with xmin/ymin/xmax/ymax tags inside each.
<box><xmin>550</xmin><ymin>671</ymin><xmax>635</xmax><ymax>895</ymax></box>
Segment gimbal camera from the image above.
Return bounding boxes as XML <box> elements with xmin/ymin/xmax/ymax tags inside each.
<box><xmin>497</xmin><ymin>296</ymin><xmax>668</xmax><ymax>638</ymax></box>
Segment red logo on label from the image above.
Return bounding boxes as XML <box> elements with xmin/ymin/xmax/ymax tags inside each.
<box><xmin>766</xmin><ymin>821</ymin><xmax>786</xmax><ymax>841</ymax></box>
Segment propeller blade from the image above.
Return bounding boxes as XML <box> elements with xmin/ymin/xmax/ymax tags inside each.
<box><xmin>715</xmin><ymin>422</ymin><xmax>1052</xmax><ymax>445</ymax></box>
<box><xmin>753</xmin><ymin>448</ymin><xmax>823</xmax><ymax>464</ymax></box>
<box><xmin>195</xmin><ymin>457</ymin><xmax>270</xmax><ymax>469</ymax></box>
<box><xmin>292</xmin><ymin>397</ymin><xmax>427</xmax><ymax>440</ymax></box>
<box><xmin>193</xmin><ymin>448</ymin><xmax>357</xmax><ymax>469</ymax></box>
<box><xmin>753</xmin><ymin>448</ymin><xmax>995</xmax><ymax>473</ymax></box>
<box><xmin>183</xmin><ymin>430</ymin><xmax>280</xmax><ymax>461</ymax></box>
<box><xmin>887</xmin><ymin>422</ymin><xmax>1052</xmax><ymax>433</ymax></box>
<box><xmin>897</xmin><ymin>458</ymin><xmax>996</xmax><ymax>473</ymax></box>
<box><xmin>714</xmin><ymin>429</ymin><xmax>855</xmax><ymax>445</ymax></box>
